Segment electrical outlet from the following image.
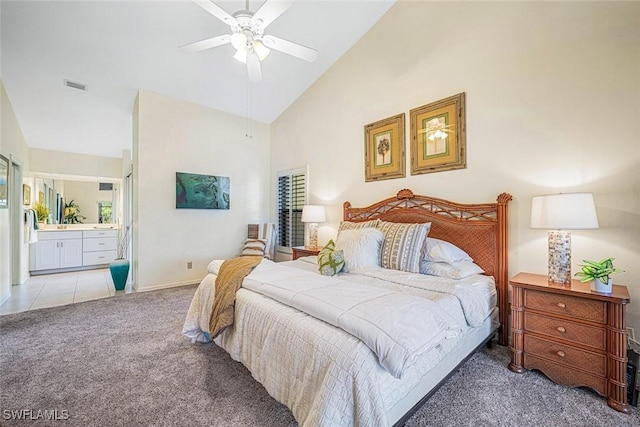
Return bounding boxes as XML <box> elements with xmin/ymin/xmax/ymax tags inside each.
<box><xmin>187</xmin><ymin>261</ymin><xmax>193</xmax><ymax>269</ymax></box>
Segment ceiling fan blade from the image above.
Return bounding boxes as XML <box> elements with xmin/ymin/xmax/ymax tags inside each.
<box><xmin>192</xmin><ymin>0</ymin><xmax>238</xmax><ymax>26</ymax></box>
<box><xmin>252</xmin><ymin>0</ymin><xmax>294</xmax><ymax>28</ymax></box>
<box><xmin>179</xmin><ymin>35</ymin><xmax>231</xmax><ymax>54</ymax></box>
<box><xmin>262</xmin><ymin>35</ymin><xmax>318</xmax><ymax>62</ymax></box>
<box><xmin>246</xmin><ymin>51</ymin><xmax>262</xmax><ymax>82</ymax></box>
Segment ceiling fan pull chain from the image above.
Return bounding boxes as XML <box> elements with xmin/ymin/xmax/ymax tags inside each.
<box><xmin>245</xmin><ymin>80</ymin><xmax>253</xmax><ymax>139</ymax></box>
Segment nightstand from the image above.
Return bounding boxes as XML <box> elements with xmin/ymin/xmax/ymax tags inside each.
<box><xmin>291</xmin><ymin>246</ymin><xmax>321</xmax><ymax>260</ymax></box>
<box><xmin>509</xmin><ymin>272</ymin><xmax>631</xmax><ymax>413</ymax></box>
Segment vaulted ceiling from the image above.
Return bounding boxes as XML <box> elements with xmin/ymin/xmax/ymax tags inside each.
<box><xmin>1</xmin><ymin>0</ymin><xmax>394</xmax><ymax>158</ymax></box>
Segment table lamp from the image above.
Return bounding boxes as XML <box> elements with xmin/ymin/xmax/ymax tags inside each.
<box><xmin>530</xmin><ymin>193</ymin><xmax>599</xmax><ymax>284</ymax></box>
<box><xmin>301</xmin><ymin>205</ymin><xmax>326</xmax><ymax>250</ymax></box>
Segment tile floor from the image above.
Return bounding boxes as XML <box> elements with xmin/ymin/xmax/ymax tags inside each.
<box><xmin>0</xmin><ymin>269</ymin><xmax>133</xmax><ymax>316</ymax></box>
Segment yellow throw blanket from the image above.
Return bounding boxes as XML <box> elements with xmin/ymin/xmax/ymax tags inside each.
<box><xmin>209</xmin><ymin>256</ymin><xmax>263</xmax><ymax>338</ymax></box>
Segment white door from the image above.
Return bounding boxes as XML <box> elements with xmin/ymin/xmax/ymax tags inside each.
<box><xmin>35</xmin><ymin>240</ymin><xmax>59</xmax><ymax>270</ymax></box>
<box><xmin>59</xmin><ymin>239</ymin><xmax>83</xmax><ymax>268</ymax></box>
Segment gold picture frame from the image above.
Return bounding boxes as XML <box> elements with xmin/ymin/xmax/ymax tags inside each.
<box><xmin>23</xmin><ymin>184</ymin><xmax>31</xmax><ymax>206</ymax></box>
<box><xmin>364</xmin><ymin>113</ymin><xmax>405</xmax><ymax>182</ymax></box>
<box><xmin>410</xmin><ymin>92</ymin><xmax>466</xmax><ymax>175</ymax></box>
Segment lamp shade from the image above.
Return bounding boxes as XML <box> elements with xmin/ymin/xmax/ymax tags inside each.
<box><xmin>530</xmin><ymin>193</ymin><xmax>599</xmax><ymax>230</ymax></box>
<box><xmin>301</xmin><ymin>205</ymin><xmax>326</xmax><ymax>223</ymax></box>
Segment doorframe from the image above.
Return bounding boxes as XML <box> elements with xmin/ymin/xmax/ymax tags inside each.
<box><xmin>9</xmin><ymin>155</ymin><xmax>24</xmax><ymax>286</ymax></box>
<box><xmin>123</xmin><ymin>167</ymin><xmax>133</xmax><ymax>286</ymax></box>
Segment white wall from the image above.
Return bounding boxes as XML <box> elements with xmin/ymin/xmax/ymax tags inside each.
<box><xmin>134</xmin><ymin>90</ymin><xmax>270</xmax><ymax>291</ymax></box>
<box><xmin>271</xmin><ymin>2</ymin><xmax>640</xmax><ymax>327</ymax></box>
<box><xmin>29</xmin><ymin>148</ymin><xmax>122</xmax><ymax>179</ymax></box>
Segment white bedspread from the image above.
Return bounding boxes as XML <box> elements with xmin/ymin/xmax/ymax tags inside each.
<box><xmin>225</xmin><ymin>259</ymin><xmax>460</xmax><ymax>378</ymax></box>
<box><xmin>183</xmin><ymin>258</ymin><xmax>497</xmax><ymax>427</ymax></box>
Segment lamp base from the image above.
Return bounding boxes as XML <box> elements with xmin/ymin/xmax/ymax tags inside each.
<box><xmin>548</xmin><ymin>230</ymin><xmax>571</xmax><ymax>284</ymax></box>
<box><xmin>308</xmin><ymin>222</ymin><xmax>319</xmax><ymax>250</ymax></box>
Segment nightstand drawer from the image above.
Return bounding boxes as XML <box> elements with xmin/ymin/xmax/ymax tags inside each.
<box><xmin>524</xmin><ymin>311</ymin><xmax>606</xmax><ymax>350</ymax></box>
<box><xmin>524</xmin><ymin>354</ymin><xmax>607</xmax><ymax>396</ymax></box>
<box><xmin>524</xmin><ymin>335</ymin><xmax>605</xmax><ymax>376</ymax></box>
<box><xmin>524</xmin><ymin>289</ymin><xmax>606</xmax><ymax>323</ymax></box>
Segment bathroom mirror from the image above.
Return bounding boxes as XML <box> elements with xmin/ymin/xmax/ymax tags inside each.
<box><xmin>33</xmin><ymin>175</ymin><xmax>121</xmax><ymax>225</ymax></box>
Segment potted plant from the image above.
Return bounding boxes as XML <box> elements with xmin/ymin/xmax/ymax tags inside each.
<box><xmin>33</xmin><ymin>202</ymin><xmax>49</xmax><ymax>227</ymax></box>
<box><xmin>110</xmin><ymin>225</ymin><xmax>131</xmax><ymax>291</ymax></box>
<box><xmin>574</xmin><ymin>258</ymin><xmax>624</xmax><ymax>293</ymax></box>
<box><xmin>64</xmin><ymin>199</ymin><xmax>86</xmax><ymax>224</ymax></box>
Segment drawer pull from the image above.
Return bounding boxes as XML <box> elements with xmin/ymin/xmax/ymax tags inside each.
<box><xmin>557</xmin><ymin>326</ymin><xmax>566</xmax><ymax>333</ymax></box>
<box><xmin>557</xmin><ymin>302</ymin><xmax>566</xmax><ymax>309</ymax></box>
<box><xmin>556</xmin><ymin>350</ymin><xmax>566</xmax><ymax>358</ymax></box>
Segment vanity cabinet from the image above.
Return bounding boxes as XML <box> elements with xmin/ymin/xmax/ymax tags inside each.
<box><xmin>82</xmin><ymin>229</ymin><xmax>117</xmax><ymax>266</ymax></box>
<box><xmin>30</xmin><ymin>229</ymin><xmax>118</xmax><ymax>273</ymax></box>
<box><xmin>31</xmin><ymin>231</ymin><xmax>83</xmax><ymax>271</ymax></box>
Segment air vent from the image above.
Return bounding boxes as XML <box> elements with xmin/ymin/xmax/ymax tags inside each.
<box><xmin>99</xmin><ymin>183</ymin><xmax>113</xmax><ymax>191</ymax></box>
<box><xmin>63</xmin><ymin>79</ymin><xmax>87</xmax><ymax>91</ymax></box>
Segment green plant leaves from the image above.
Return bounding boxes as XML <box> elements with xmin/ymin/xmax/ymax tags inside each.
<box><xmin>574</xmin><ymin>258</ymin><xmax>624</xmax><ymax>283</ymax></box>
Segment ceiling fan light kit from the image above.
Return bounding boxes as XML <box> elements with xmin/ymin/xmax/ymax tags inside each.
<box><xmin>181</xmin><ymin>0</ymin><xmax>318</xmax><ymax>82</ymax></box>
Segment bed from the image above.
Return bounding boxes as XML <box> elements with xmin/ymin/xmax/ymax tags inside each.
<box><xmin>183</xmin><ymin>189</ymin><xmax>512</xmax><ymax>426</ymax></box>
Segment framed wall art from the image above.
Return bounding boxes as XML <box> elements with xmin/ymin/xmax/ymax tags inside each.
<box><xmin>0</xmin><ymin>155</ymin><xmax>8</xmax><ymax>208</ymax></box>
<box><xmin>364</xmin><ymin>113</ymin><xmax>405</xmax><ymax>182</ymax></box>
<box><xmin>23</xmin><ymin>184</ymin><xmax>31</xmax><ymax>206</ymax></box>
<box><xmin>176</xmin><ymin>172</ymin><xmax>230</xmax><ymax>209</ymax></box>
<box><xmin>410</xmin><ymin>92</ymin><xmax>466</xmax><ymax>175</ymax></box>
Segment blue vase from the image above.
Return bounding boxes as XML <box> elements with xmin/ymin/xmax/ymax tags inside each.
<box><xmin>110</xmin><ymin>259</ymin><xmax>130</xmax><ymax>291</ymax></box>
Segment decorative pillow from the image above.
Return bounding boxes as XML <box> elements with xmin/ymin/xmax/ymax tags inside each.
<box><xmin>423</xmin><ymin>238</ymin><xmax>473</xmax><ymax>263</ymax></box>
<box><xmin>335</xmin><ymin>228</ymin><xmax>384</xmax><ymax>272</ymax></box>
<box><xmin>317</xmin><ymin>240</ymin><xmax>345</xmax><ymax>276</ymax></box>
<box><xmin>420</xmin><ymin>260</ymin><xmax>485</xmax><ymax>279</ymax></box>
<box><xmin>377</xmin><ymin>221</ymin><xmax>431</xmax><ymax>273</ymax></box>
<box><xmin>338</xmin><ymin>219</ymin><xmax>380</xmax><ymax>232</ymax></box>
<box><xmin>240</xmin><ymin>238</ymin><xmax>267</xmax><ymax>257</ymax></box>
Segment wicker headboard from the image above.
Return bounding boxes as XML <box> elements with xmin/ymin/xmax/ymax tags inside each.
<box><xmin>343</xmin><ymin>189</ymin><xmax>512</xmax><ymax>345</ymax></box>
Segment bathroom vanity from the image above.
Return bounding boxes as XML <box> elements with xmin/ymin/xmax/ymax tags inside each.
<box><xmin>30</xmin><ymin>228</ymin><xmax>118</xmax><ymax>274</ymax></box>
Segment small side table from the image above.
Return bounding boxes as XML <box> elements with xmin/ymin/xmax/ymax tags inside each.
<box><xmin>292</xmin><ymin>246</ymin><xmax>321</xmax><ymax>260</ymax></box>
<box><xmin>509</xmin><ymin>272</ymin><xmax>631</xmax><ymax>413</ymax></box>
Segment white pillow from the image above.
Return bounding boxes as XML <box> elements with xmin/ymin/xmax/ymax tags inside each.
<box><xmin>420</xmin><ymin>260</ymin><xmax>484</xmax><ymax>279</ymax></box>
<box><xmin>335</xmin><ymin>228</ymin><xmax>384</xmax><ymax>272</ymax></box>
<box><xmin>423</xmin><ymin>238</ymin><xmax>473</xmax><ymax>263</ymax></box>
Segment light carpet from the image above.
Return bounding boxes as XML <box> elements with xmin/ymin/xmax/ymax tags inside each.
<box><xmin>0</xmin><ymin>284</ymin><xmax>636</xmax><ymax>426</ymax></box>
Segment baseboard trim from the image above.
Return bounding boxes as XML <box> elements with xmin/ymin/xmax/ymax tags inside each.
<box><xmin>135</xmin><ymin>280</ymin><xmax>199</xmax><ymax>293</ymax></box>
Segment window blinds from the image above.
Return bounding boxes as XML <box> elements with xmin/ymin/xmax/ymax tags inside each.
<box><xmin>277</xmin><ymin>172</ymin><xmax>306</xmax><ymax>247</ymax></box>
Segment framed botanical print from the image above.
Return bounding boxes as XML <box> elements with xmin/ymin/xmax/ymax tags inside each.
<box><xmin>410</xmin><ymin>93</ymin><xmax>466</xmax><ymax>175</ymax></box>
<box><xmin>364</xmin><ymin>113</ymin><xmax>405</xmax><ymax>182</ymax></box>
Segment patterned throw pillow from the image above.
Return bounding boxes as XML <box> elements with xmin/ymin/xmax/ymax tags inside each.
<box><xmin>240</xmin><ymin>239</ymin><xmax>267</xmax><ymax>257</ymax></box>
<box><xmin>377</xmin><ymin>221</ymin><xmax>431</xmax><ymax>273</ymax></box>
<box><xmin>337</xmin><ymin>219</ymin><xmax>380</xmax><ymax>232</ymax></box>
<box><xmin>317</xmin><ymin>240</ymin><xmax>345</xmax><ymax>276</ymax></box>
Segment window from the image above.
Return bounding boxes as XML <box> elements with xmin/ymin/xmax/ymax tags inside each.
<box><xmin>98</xmin><ymin>201</ymin><xmax>112</xmax><ymax>223</ymax></box>
<box><xmin>277</xmin><ymin>168</ymin><xmax>306</xmax><ymax>248</ymax></box>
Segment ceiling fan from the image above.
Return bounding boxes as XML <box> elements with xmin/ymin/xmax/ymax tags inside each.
<box><xmin>180</xmin><ymin>0</ymin><xmax>318</xmax><ymax>82</ymax></box>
